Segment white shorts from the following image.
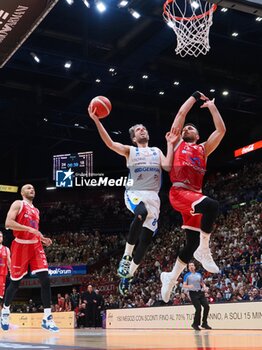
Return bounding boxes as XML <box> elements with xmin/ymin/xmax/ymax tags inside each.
<box><xmin>124</xmin><ymin>190</ymin><xmax>160</xmax><ymax>232</ymax></box>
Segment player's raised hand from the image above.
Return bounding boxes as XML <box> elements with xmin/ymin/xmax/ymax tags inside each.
<box><xmin>88</xmin><ymin>105</ymin><xmax>99</xmax><ymax>122</ymax></box>
<box><xmin>166</xmin><ymin>127</ymin><xmax>181</xmax><ymax>145</ymax></box>
<box><xmin>200</xmin><ymin>98</ymin><xmax>215</xmax><ymax>109</ymax></box>
<box><xmin>199</xmin><ymin>92</ymin><xmax>209</xmax><ymax>101</ymax></box>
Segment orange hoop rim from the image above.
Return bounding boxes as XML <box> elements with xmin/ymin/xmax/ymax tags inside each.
<box><xmin>163</xmin><ymin>0</ymin><xmax>217</xmax><ymax>21</ymax></box>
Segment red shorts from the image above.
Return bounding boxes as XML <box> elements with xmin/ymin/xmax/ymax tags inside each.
<box><xmin>0</xmin><ymin>275</ymin><xmax>7</xmax><ymax>298</ymax></box>
<box><xmin>10</xmin><ymin>240</ymin><xmax>48</xmax><ymax>281</ymax></box>
<box><xmin>169</xmin><ymin>187</ymin><xmax>206</xmax><ymax>231</ymax></box>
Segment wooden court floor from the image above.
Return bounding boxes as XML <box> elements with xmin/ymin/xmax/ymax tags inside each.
<box><xmin>0</xmin><ymin>328</ymin><xmax>262</xmax><ymax>350</ymax></box>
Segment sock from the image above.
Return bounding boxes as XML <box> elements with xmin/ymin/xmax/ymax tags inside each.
<box><xmin>124</xmin><ymin>243</ymin><xmax>135</xmax><ymax>257</ymax></box>
<box><xmin>199</xmin><ymin>231</ymin><xmax>210</xmax><ymax>249</ymax></box>
<box><xmin>44</xmin><ymin>308</ymin><xmax>51</xmax><ymax>320</ymax></box>
<box><xmin>2</xmin><ymin>305</ymin><xmax>10</xmax><ymax>314</ymax></box>
<box><xmin>169</xmin><ymin>258</ymin><xmax>187</xmax><ymax>282</ymax></box>
<box><xmin>129</xmin><ymin>261</ymin><xmax>139</xmax><ymax>277</ymax></box>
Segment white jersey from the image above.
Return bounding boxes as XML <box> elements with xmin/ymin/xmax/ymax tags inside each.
<box><xmin>126</xmin><ymin>146</ymin><xmax>162</xmax><ymax>192</ymax></box>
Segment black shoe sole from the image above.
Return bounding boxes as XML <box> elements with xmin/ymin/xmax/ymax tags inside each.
<box><xmin>191</xmin><ymin>325</ymin><xmax>201</xmax><ymax>331</ymax></box>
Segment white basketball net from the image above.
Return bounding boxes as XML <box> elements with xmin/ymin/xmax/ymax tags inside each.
<box><xmin>163</xmin><ymin>0</ymin><xmax>217</xmax><ymax>57</ymax></box>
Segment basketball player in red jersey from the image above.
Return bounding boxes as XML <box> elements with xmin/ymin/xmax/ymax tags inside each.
<box><xmin>161</xmin><ymin>92</ymin><xmax>226</xmax><ymax>303</ymax></box>
<box><xmin>0</xmin><ymin>184</ymin><xmax>59</xmax><ymax>332</ymax></box>
<box><xmin>0</xmin><ymin>231</ymin><xmax>11</xmax><ymax>304</ymax></box>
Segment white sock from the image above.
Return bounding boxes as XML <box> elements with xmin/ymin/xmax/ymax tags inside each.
<box><xmin>124</xmin><ymin>243</ymin><xmax>135</xmax><ymax>257</ymax></box>
<box><xmin>44</xmin><ymin>308</ymin><xmax>51</xmax><ymax>320</ymax></box>
<box><xmin>169</xmin><ymin>258</ymin><xmax>187</xmax><ymax>282</ymax></box>
<box><xmin>199</xmin><ymin>231</ymin><xmax>210</xmax><ymax>249</ymax></box>
<box><xmin>2</xmin><ymin>305</ymin><xmax>10</xmax><ymax>314</ymax></box>
<box><xmin>129</xmin><ymin>261</ymin><xmax>139</xmax><ymax>276</ymax></box>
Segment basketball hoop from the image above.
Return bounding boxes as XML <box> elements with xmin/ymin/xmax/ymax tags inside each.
<box><xmin>163</xmin><ymin>0</ymin><xmax>217</xmax><ymax>57</ymax></box>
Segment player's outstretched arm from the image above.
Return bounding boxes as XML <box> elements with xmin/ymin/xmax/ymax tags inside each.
<box><xmin>201</xmin><ymin>99</ymin><xmax>226</xmax><ymax>157</ymax></box>
<box><xmin>88</xmin><ymin>105</ymin><xmax>130</xmax><ymax>158</ymax></box>
<box><xmin>171</xmin><ymin>91</ymin><xmax>208</xmax><ymax>132</ymax></box>
<box><xmin>5</xmin><ymin>200</ymin><xmax>41</xmax><ymax>237</ymax></box>
<box><xmin>161</xmin><ymin>128</ymin><xmax>180</xmax><ymax>172</ymax></box>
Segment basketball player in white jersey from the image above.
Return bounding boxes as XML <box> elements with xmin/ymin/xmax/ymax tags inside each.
<box><xmin>88</xmin><ymin>106</ymin><xmax>179</xmax><ymax>295</ymax></box>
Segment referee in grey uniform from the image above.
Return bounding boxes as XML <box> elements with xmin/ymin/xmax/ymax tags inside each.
<box><xmin>183</xmin><ymin>262</ymin><xmax>212</xmax><ymax>330</ymax></box>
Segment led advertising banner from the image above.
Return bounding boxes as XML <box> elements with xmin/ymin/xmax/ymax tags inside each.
<box><xmin>47</xmin><ymin>264</ymin><xmax>87</xmax><ymax>277</ymax></box>
<box><xmin>234</xmin><ymin>140</ymin><xmax>262</xmax><ymax>157</ymax></box>
<box><xmin>0</xmin><ymin>185</ymin><xmax>18</xmax><ymax>192</ymax></box>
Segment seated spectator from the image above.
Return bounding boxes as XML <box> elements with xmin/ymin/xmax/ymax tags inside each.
<box><xmin>64</xmin><ymin>294</ymin><xmax>72</xmax><ymax>311</ymax></box>
<box><xmin>216</xmin><ymin>291</ymin><xmax>225</xmax><ymax>303</ymax></box>
<box><xmin>57</xmin><ymin>293</ymin><xmax>65</xmax><ymax>312</ymax></box>
<box><xmin>173</xmin><ymin>293</ymin><xmax>181</xmax><ymax>306</ymax></box>
<box><xmin>252</xmin><ymin>288</ymin><xmax>261</xmax><ymax>301</ymax></box>
<box><xmin>77</xmin><ymin>303</ymin><xmax>87</xmax><ymax>328</ymax></box>
<box><xmin>146</xmin><ymin>292</ymin><xmax>156</xmax><ymax>307</ymax></box>
<box><xmin>236</xmin><ymin>287</ymin><xmax>249</xmax><ymax>301</ymax></box>
<box><xmin>180</xmin><ymin>292</ymin><xmax>189</xmax><ymax>305</ymax></box>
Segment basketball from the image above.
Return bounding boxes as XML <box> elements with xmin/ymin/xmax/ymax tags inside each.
<box><xmin>90</xmin><ymin>96</ymin><xmax>112</xmax><ymax>119</ymax></box>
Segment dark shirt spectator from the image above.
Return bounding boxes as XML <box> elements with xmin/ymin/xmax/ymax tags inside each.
<box><xmin>81</xmin><ymin>285</ymin><xmax>97</xmax><ymax>327</ymax></box>
<box><xmin>70</xmin><ymin>288</ymin><xmax>80</xmax><ymax>310</ymax></box>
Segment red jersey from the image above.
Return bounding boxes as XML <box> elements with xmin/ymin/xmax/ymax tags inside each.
<box><xmin>14</xmin><ymin>200</ymin><xmax>40</xmax><ymax>241</ymax></box>
<box><xmin>0</xmin><ymin>245</ymin><xmax>8</xmax><ymax>275</ymax></box>
<box><xmin>169</xmin><ymin>140</ymin><xmax>206</xmax><ymax>192</ymax></box>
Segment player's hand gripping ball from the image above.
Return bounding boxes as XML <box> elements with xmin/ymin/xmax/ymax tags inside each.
<box><xmin>89</xmin><ymin>96</ymin><xmax>112</xmax><ymax>119</ymax></box>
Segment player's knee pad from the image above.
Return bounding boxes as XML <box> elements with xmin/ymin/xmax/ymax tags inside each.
<box><xmin>195</xmin><ymin>197</ymin><xmax>219</xmax><ymax>216</ymax></box>
<box><xmin>36</xmin><ymin>271</ymin><xmax>50</xmax><ymax>287</ymax></box>
<box><xmin>134</xmin><ymin>202</ymin><xmax>148</xmax><ymax>222</ymax></box>
<box><xmin>195</xmin><ymin>197</ymin><xmax>219</xmax><ymax>233</ymax></box>
<box><xmin>205</xmin><ymin>198</ymin><xmax>219</xmax><ymax>216</ymax></box>
<box><xmin>127</xmin><ymin>203</ymin><xmax>148</xmax><ymax>245</ymax></box>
